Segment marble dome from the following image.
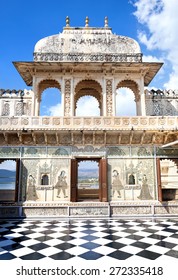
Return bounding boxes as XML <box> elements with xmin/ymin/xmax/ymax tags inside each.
<box><xmin>34</xmin><ymin>17</ymin><xmax>142</xmax><ymax>62</ymax></box>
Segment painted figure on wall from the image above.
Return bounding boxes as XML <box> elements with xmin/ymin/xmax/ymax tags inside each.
<box><xmin>55</xmin><ymin>170</ymin><xmax>68</xmax><ymax>198</ymax></box>
<box><xmin>112</xmin><ymin>169</ymin><xmax>123</xmax><ymax>198</ymax></box>
<box><xmin>27</xmin><ymin>174</ymin><xmax>38</xmax><ymax>201</ymax></box>
<box><xmin>137</xmin><ymin>174</ymin><xmax>153</xmax><ymax>200</ymax></box>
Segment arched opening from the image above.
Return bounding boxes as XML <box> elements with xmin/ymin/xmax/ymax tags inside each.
<box><xmin>40</xmin><ymin>88</ymin><xmax>62</xmax><ymax>116</ymax></box>
<box><xmin>41</xmin><ymin>174</ymin><xmax>49</xmax><ymax>185</ymax></box>
<box><xmin>0</xmin><ymin>159</ymin><xmax>17</xmax><ymax>202</ymax></box>
<box><xmin>116</xmin><ymin>80</ymin><xmax>139</xmax><ymax>116</ymax></box>
<box><xmin>116</xmin><ymin>88</ymin><xmax>136</xmax><ymax>116</ymax></box>
<box><xmin>160</xmin><ymin>158</ymin><xmax>178</xmax><ymax>201</ymax></box>
<box><xmin>38</xmin><ymin>79</ymin><xmax>62</xmax><ymax>116</ymax></box>
<box><xmin>78</xmin><ymin>160</ymin><xmax>99</xmax><ymax>201</ymax></box>
<box><xmin>76</xmin><ymin>96</ymin><xmax>100</xmax><ymax>116</ymax></box>
<box><xmin>74</xmin><ymin>79</ymin><xmax>102</xmax><ymax>116</ymax></box>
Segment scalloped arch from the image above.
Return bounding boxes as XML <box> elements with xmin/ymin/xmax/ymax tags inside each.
<box><xmin>74</xmin><ymin>79</ymin><xmax>102</xmax><ymax>112</ymax></box>
<box><xmin>116</xmin><ymin>79</ymin><xmax>140</xmax><ymax>101</ymax></box>
<box><xmin>38</xmin><ymin>79</ymin><xmax>61</xmax><ymax>96</ymax></box>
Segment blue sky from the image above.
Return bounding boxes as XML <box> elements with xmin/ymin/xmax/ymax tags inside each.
<box><xmin>0</xmin><ymin>0</ymin><xmax>177</xmax><ymax>115</ymax></box>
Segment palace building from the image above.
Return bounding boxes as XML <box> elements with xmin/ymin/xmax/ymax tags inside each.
<box><xmin>1</xmin><ymin>17</ymin><xmax>178</xmax><ymax>218</ymax></box>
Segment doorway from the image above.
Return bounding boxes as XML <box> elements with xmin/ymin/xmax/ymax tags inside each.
<box><xmin>70</xmin><ymin>158</ymin><xmax>108</xmax><ymax>202</ymax></box>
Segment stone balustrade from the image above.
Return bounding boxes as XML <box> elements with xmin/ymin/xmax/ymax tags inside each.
<box><xmin>0</xmin><ymin>116</ymin><xmax>177</xmax><ymax>131</ymax></box>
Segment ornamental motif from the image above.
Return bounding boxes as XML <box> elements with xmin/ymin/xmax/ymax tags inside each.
<box><xmin>64</xmin><ymin>79</ymin><xmax>71</xmax><ymax>116</ymax></box>
<box><xmin>106</xmin><ymin>79</ymin><xmax>113</xmax><ymax>116</ymax></box>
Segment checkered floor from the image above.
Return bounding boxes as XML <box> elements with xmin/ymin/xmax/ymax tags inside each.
<box><xmin>0</xmin><ymin>218</ymin><xmax>178</xmax><ymax>260</ymax></box>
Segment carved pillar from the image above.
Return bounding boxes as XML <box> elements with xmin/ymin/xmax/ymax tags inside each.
<box><xmin>106</xmin><ymin>79</ymin><xmax>113</xmax><ymax>116</ymax></box>
<box><xmin>140</xmin><ymin>77</ymin><xmax>146</xmax><ymax>116</ymax></box>
<box><xmin>64</xmin><ymin>79</ymin><xmax>71</xmax><ymax>116</ymax></box>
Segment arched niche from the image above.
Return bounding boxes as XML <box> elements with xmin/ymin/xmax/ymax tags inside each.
<box><xmin>116</xmin><ymin>80</ymin><xmax>140</xmax><ymax>116</ymax></box>
<box><xmin>37</xmin><ymin>79</ymin><xmax>62</xmax><ymax>116</ymax></box>
<box><xmin>74</xmin><ymin>79</ymin><xmax>103</xmax><ymax>116</ymax></box>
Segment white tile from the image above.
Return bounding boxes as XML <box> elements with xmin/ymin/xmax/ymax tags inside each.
<box><xmin>11</xmin><ymin>247</ymin><xmax>34</xmax><ymax>257</ymax></box>
<box><xmin>91</xmin><ymin>238</ymin><xmax>111</xmax><ymax>245</ymax></box>
<box><xmin>26</xmin><ymin>232</ymin><xmax>44</xmax><ymax>239</ymax></box>
<box><xmin>48</xmin><ymin>232</ymin><xmax>66</xmax><ymax>238</ymax></box>
<box><xmin>134</xmin><ymin>231</ymin><xmax>152</xmax><ymax>237</ymax></box>
<box><xmin>70</xmin><ymin>232</ymin><xmax>87</xmax><ymax>238</ymax></box>
<box><xmin>156</xmin><ymin>230</ymin><xmax>173</xmax><ymax>237</ymax></box>
<box><xmin>93</xmin><ymin>245</ymin><xmax>116</xmax><ymax>255</ymax></box>
<box><xmin>163</xmin><ymin>237</ymin><xmax>178</xmax><ymax>244</ymax></box>
<box><xmin>0</xmin><ymin>248</ymin><xmax>7</xmax><ymax>255</ymax></box>
<box><xmin>139</xmin><ymin>237</ymin><xmax>161</xmax><ymax>245</ymax></box>
<box><xmin>146</xmin><ymin>245</ymin><xmax>170</xmax><ymax>254</ymax></box>
<box><xmin>39</xmin><ymin>247</ymin><xmax>61</xmax><ymax>256</ymax></box>
<box><xmin>21</xmin><ymin>239</ymin><xmax>40</xmax><ymax>246</ymax></box>
<box><xmin>44</xmin><ymin>239</ymin><xmax>64</xmax><ymax>246</ymax></box>
<box><xmin>69</xmin><ymin>239</ymin><xmax>88</xmax><ymax>246</ymax></box>
<box><xmin>66</xmin><ymin>246</ymin><xmax>88</xmax><ymax>256</ymax></box>
<box><xmin>4</xmin><ymin>233</ymin><xmax>23</xmax><ymax>239</ymax></box>
<box><xmin>112</xmin><ymin>231</ymin><xmax>130</xmax><ymax>237</ymax></box>
<box><xmin>119</xmin><ymin>245</ymin><xmax>143</xmax><ymax>254</ymax></box>
<box><xmin>129</xmin><ymin>226</ymin><xmax>146</xmax><ymax>231</ymax></box>
<box><xmin>116</xmin><ymin>237</ymin><xmax>135</xmax><ymax>245</ymax></box>
<box><xmin>91</xmin><ymin>232</ymin><xmax>108</xmax><ymax>238</ymax></box>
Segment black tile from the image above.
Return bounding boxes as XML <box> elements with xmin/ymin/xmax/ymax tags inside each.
<box><xmin>122</xmin><ymin>229</ymin><xmax>137</xmax><ymax>234</ymax></box>
<box><xmin>131</xmin><ymin>241</ymin><xmax>151</xmax><ymax>249</ymax></box>
<box><xmin>170</xmin><ymin>234</ymin><xmax>178</xmax><ymax>239</ymax></box>
<box><xmin>40</xmin><ymin>230</ymin><xmax>57</xmax><ymax>235</ymax></box>
<box><xmin>81</xmin><ymin>242</ymin><xmax>100</xmax><ymax>250</ymax></box>
<box><xmin>0</xmin><ymin>252</ymin><xmax>16</xmax><ymax>260</ymax></box>
<box><xmin>156</xmin><ymin>240</ymin><xmax>176</xmax><ymax>249</ymax></box>
<box><xmin>11</xmin><ymin>236</ymin><xmax>30</xmax><ymax>242</ymax></box>
<box><xmin>108</xmin><ymin>250</ymin><xmax>132</xmax><ymax>260</ymax></box>
<box><xmin>29</xmin><ymin>243</ymin><xmax>49</xmax><ymax>251</ymax></box>
<box><xmin>60</xmin><ymin>230</ymin><xmax>76</xmax><ymax>235</ymax></box>
<box><xmin>162</xmin><ymin>228</ymin><xmax>177</xmax><ymax>233</ymax></box>
<box><xmin>81</xmin><ymin>235</ymin><xmax>98</xmax><ymax>241</ymax></box>
<box><xmin>82</xmin><ymin>229</ymin><xmax>97</xmax><ymax>234</ymax></box>
<box><xmin>104</xmin><ymin>235</ymin><xmax>120</xmax><ymax>241</ymax></box>
<box><xmin>59</xmin><ymin>236</ymin><xmax>75</xmax><ymax>242</ymax></box>
<box><xmin>136</xmin><ymin>250</ymin><xmax>161</xmax><ymax>260</ymax></box>
<box><xmin>2</xmin><ymin>243</ymin><xmax>24</xmax><ymax>251</ymax></box>
<box><xmin>106</xmin><ymin>242</ymin><xmax>126</xmax><ymax>250</ymax></box>
<box><xmin>79</xmin><ymin>251</ymin><xmax>103</xmax><ymax>260</ymax></box>
<box><xmin>20</xmin><ymin>252</ymin><xmax>45</xmax><ymax>260</ymax></box>
<box><xmin>148</xmin><ymin>234</ymin><xmax>166</xmax><ymax>240</ymax></box>
<box><xmin>127</xmin><ymin>234</ymin><xmax>143</xmax><ymax>241</ymax></box>
<box><xmin>54</xmin><ymin>243</ymin><xmax>75</xmax><ymax>250</ymax></box>
<box><xmin>50</xmin><ymin>252</ymin><xmax>74</xmax><ymax>260</ymax></box>
<box><xmin>165</xmin><ymin>250</ymin><xmax>178</xmax><ymax>258</ymax></box>
<box><xmin>35</xmin><ymin>236</ymin><xmax>53</xmax><ymax>242</ymax></box>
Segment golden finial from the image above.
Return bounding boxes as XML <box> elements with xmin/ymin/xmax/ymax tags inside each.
<box><xmin>104</xmin><ymin>16</ymin><xmax>108</xmax><ymax>27</ymax></box>
<box><xmin>66</xmin><ymin>16</ymin><xmax>70</xmax><ymax>27</ymax></box>
<box><xmin>85</xmin><ymin>16</ymin><xmax>89</xmax><ymax>27</ymax></box>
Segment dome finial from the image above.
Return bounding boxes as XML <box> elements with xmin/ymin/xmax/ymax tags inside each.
<box><xmin>66</xmin><ymin>16</ymin><xmax>70</xmax><ymax>27</ymax></box>
<box><xmin>104</xmin><ymin>16</ymin><xmax>108</xmax><ymax>27</ymax></box>
<box><xmin>85</xmin><ymin>16</ymin><xmax>89</xmax><ymax>27</ymax></box>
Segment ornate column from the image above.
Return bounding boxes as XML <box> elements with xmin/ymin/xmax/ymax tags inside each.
<box><xmin>64</xmin><ymin>79</ymin><xmax>71</xmax><ymax>116</ymax></box>
<box><xmin>106</xmin><ymin>79</ymin><xmax>113</xmax><ymax>116</ymax></box>
<box><xmin>140</xmin><ymin>76</ymin><xmax>146</xmax><ymax>116</ymax></box>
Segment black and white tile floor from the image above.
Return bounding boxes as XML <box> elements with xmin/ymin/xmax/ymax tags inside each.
<box><xmin>0</xmin><ymin>218</ymin><xmax>178</xmax><ymax>260</ymax></box>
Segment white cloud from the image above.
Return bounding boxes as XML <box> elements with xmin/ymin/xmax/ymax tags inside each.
<box><xmin>133</xmin><ymin>0</ymin><xmax>178</xmax><ymax>89</ymax></box>
<box><xmin>76</xmin><ymin>96</ymin><xmax>100</xmax><ymax>116</ymax></box>
<box><xmin>0</xmin><ymin>160</ymin><xmax>16</xmax><ymax>171</ymax></box>
<box><xmin>49</xmin><ymin>103</ymin><xmax>63</xmax><ymax>116</ymax></box>
<box><xmin>116</xmin><ymin>88</ymin><xmax>136</xmax><ymax>116</ymax></box>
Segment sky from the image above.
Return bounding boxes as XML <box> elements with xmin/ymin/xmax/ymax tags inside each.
<box><xmin>0</xmin><ymin>0</ymin><xmax>178</xmax><ymax>116</ymax></box>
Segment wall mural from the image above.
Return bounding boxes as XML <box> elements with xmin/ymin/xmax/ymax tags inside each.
<box><xmin>21</xmin><ymin>158</ymin><xmax>70</xmax><ymax>202</ymax></box>
<box><xmin>108</xmin><ymin>158</ymin><xmax>156</xmax><ymax>201</ymax></box>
